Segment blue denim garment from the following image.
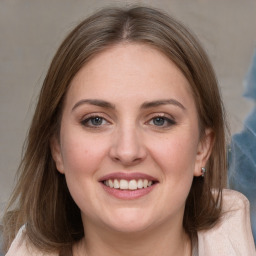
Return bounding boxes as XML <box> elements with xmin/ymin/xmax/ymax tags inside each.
<box><xmin>228</xmin><ymin>50</ymin><xmax>256</xmax><ymax>244</ymax></box>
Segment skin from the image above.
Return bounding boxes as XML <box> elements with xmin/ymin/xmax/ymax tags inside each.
<box><xmin>51</xmin><ymin>43</ymin><xmax>213</xmax><ymax>256</ymax></box>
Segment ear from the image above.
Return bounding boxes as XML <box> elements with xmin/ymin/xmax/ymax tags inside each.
<box><xmin>50</xmin><ymin>136</ymin><xmax>65</xmax><ymax>174</ymax></box>
<box><xmin>194</xmin><ymin>128</ymin><xmax>214</xmax><ymax>177</ymax></box>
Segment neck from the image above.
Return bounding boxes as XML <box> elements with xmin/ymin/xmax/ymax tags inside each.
<box><xmin>74</xmin><ymin>220</ymin><xmax>192</xmax><ymax>256</ymax></box>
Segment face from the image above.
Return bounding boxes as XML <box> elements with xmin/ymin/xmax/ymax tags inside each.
<box><xmin>51</xmin><ymin>43</ymin><xmax>213</xmax><ymax>235</ymax></box>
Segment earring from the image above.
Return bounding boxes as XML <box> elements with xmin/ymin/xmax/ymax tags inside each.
<box><xmin>201</xmin><ymin>167</ymin><xmax>206</xmax><ymax>177</ymax></box>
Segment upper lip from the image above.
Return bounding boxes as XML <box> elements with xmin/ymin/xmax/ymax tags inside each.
<box><xmin>98</xmin><ymin>172</ymin><xmax>158</xmax><ymax>182</ymax></box>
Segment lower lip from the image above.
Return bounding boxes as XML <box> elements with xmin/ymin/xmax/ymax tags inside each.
<box><xmin>101</xmin><ymin>183</ymin><xmax>156</xmax><ymax>200</ymax></box>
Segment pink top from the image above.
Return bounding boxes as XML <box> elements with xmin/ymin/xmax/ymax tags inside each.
<box><xmin>6</xmin><ymin>189</ymin><xmax>256</xmax><ymax>256</ymax></box>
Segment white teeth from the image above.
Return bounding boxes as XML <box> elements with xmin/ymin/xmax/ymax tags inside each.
<box><xmin>137</xmin><ymin>179</ymin><xmax>143</xmax><ymax>189</ymax></box>
<box><xmin>109</xmin><ymin>180</ymin><xmax>114</xmax><ymax>188</ymax></box>
<box><xmin>120</xmin><ymin>179</ymin><xmax>129</xmax><ymax>189</ymax></box>
<box><xmin>143</xmin><ymin>179</ymin><xmax>148</xmax><ymax>188</ymax></box>
<box><xmin>104</xmin><ymin>179</ymin><xmax>154</xmax><ymax>190</ymax></box>
<box><xmin>113</xmin><ymin>179</ymin><xmax>119</xmax><ymax>189</ymax></box>
<box><xmin>129</xmin><ymin>180</ymin><xmax>137</xmax><ymax>190</ymax></box>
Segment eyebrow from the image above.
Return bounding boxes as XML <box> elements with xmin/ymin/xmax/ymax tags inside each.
<box><xmin>72</xmin><ymin>99</ymin><xmax>115</xmax><ymax>111</ymax></box>
<box><xmin>71</xmin><ymin>98</ymin><xmax>186</xmax><ymax>112</ymax></box>
<box><xmin>141</xmin><ymin>99</ymin><xmax>186</xmax><ymax>110</ymax></box>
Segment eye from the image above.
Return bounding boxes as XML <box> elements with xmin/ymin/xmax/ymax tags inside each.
<box><xmin>148</xmin><ymin>115</ymin><xmax>176</xmax><ymax>128</ymax></box>
<box><xmin>81</xmin><ymin>115</ymin><xmax>109</xmax><ymax>128</ymax></box>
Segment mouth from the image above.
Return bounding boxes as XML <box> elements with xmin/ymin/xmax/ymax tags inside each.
<box><xmin>103</xmin><ymin>179</ymin><xmax>157</xmax><ymax>190</ymax></box>
<box><xmin>99</xmin><ymin>173</ymin><xmax>159</xmax><ymax>199</ymax></box>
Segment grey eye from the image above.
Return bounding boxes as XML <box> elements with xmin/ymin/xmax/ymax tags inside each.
<box><xmin>148</xmin><ymin>116</ymin><xmax>176</xmax><ymax>128</ymax></box>
<box><xmin>153</xmin><ymin>117</ymin><xmax>166</xmax><ymax>126</ymax></box>
<box><xmin>81</xmin><ymin>116</ymin><xmax>108</xmax><ymax>127</ymax></box>
<box><xmin>90</xmin><ymin>117</ymin><xmax>103</xmax><ymax>126</ymax></box>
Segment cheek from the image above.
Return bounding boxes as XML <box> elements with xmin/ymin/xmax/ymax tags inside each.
<box><xmin>59</xmin><ymin>131</ymin><xmax>108</xmax><ymax>212</ymax></box>
<box><xmin>148</xmin><ymin>129</ymin><xmax>199</xmax><ymax>188</ymax></box>
<box><xmin>60</xmin><ymin>129</ymin><xmax>108</xmax><ymax>177</ymax></box>
<box><xmin>144</xmin><ymin>134</ymin><xmax>198</xmax><ymax>221</ymax></box>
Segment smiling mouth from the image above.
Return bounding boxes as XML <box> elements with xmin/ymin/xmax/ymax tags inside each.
<box><xmin>102</xmin><ymin>179</ymin><xmax>157</xmax><ymax>190</ymax></box>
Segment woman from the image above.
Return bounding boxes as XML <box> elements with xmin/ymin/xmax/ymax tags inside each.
<box><xmin>2</xmin><ymin>6</ymin><xmax>255</xmax><ymax>256</ymax></box>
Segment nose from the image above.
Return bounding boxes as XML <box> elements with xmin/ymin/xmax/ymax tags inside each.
<box><xmin>109</xmin><ymin>125</ymin><xmax>147</xmax><ymax>166</ymax></box>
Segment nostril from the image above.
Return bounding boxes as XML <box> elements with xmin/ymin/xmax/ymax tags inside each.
<box><xmin>108</xmin><ymin>133</ymin><xmax>147</xmax><ymax>165</ymax></box>
<box><xmin>115</xmin><ymin>157</ymin><xmax>143</xmax><ymax>166</ymax></box>
<box><xmin>111</xmin><ymin>153</ymin><xmax>144</xmax><ymax>166</ymax></box>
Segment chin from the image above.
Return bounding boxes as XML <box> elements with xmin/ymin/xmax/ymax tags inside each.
<box><xmin>102</xmin><ymin>208</ymin><xmax>155</xmax><ymax>233</ymax></box>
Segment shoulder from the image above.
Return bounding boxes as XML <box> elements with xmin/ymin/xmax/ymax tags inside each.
<box><xmin>5</xmin><ymin>226</ymin><xmax>58</xmax><ymax>256</ymax></box>
<box><xmin>198</xmin><ymin>189</ymin><xmax>256</xmax><ymax>256</ymax></box>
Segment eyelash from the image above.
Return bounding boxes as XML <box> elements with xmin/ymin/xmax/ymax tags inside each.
<box><xmin>80</xmin><ymin>114</ymin><xmax>110</xmax><ymax>128</ymax></box>
<box><xmin>80</xmin><ymin>114</ymin><xmax>176</xmax><ymax>129</ymax></box>
<box><xmin>147</xmin><ymin>115</ymin><xmax>176</xmax><ymax>128</ymax></box>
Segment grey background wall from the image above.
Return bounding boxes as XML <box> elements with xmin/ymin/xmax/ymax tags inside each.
<box><xmin>1</xmin><ymin>0</ymin><xmax>256</xmax><ymax>210</ymax></box>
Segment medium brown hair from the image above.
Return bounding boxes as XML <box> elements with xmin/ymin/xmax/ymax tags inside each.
<box><xmin>2</xmin><ymin>6</ymin><xmax>227</xmax><ymax>253</ymax></box>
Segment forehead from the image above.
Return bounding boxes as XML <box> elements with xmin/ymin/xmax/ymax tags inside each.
<box><xmin>67</xmin><ymin>43</ymin><xmax>195</xmax><ymax>108</ymax></box>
